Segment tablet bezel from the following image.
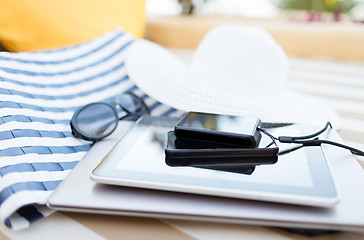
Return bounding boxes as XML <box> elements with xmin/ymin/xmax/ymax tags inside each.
<box><xmin>91</xmin><ymin>116</ymin><xmax>339</xmax><ymax>208</ymax></box>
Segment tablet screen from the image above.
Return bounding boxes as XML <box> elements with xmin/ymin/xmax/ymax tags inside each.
<box><xmin>117</xmin><ymin>126</ymin><xmax>312</xmax><ymax>187</ymax></box>
<box><xmin>92</xmin><ymin>117</ymin><xmax>338</xmax><ymax>207</ymax></box>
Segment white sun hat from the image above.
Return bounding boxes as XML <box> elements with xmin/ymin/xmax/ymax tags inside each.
<box><xmin>125</xmin><ymin>24</ymin><xmax>339</xmax><ymax>127</ymax></box>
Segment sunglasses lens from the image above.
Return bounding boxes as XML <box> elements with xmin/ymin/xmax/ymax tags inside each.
<box><xmin>116</xmin><ymin>93</ymin><xmax>139</xmax><ymax>113</ymax></box>
<box><xmin>75</xmin><ymin>103</ymin><xmax>118</xmax><ymax>139</ymax></box>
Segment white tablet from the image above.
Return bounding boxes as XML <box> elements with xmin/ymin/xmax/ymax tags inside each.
<box><xmin>91</xmin><ymin>116</ymin><xmax>339</xmax><ymax>208</ymax></box>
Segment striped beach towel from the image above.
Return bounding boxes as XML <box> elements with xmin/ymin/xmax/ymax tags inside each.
<box><xmin>0</xmin><ymin>29</ymin><xmax>183</xmax><ymax>230</ymax></box>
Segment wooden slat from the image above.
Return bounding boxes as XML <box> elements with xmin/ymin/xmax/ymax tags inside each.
<box><xmin>65</xmin><ymin>213</ymin><xmax>194</xmax><ymax>240</ymax></box>
<box><xmin>146</xmin><ymin>15</ymin><xmax>364</xmax><ymax>61</ymax></box>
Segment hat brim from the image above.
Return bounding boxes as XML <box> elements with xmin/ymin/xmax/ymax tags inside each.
<box><xmin>125</xmin><ymin>25</ymin><xmax>339</xmax><ymax>127</ymax></box>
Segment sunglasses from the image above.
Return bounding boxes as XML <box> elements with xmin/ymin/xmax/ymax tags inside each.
<box><xmin>71</xmin><ymin>92</ymin><xmax>150</xmax><ymax>141</ymax></box>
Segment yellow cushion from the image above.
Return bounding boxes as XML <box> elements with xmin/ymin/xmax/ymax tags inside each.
<box><xmin>0</xmin><ymin>0</ymin><xmax>146</xmax><ymax>52</ymax></box>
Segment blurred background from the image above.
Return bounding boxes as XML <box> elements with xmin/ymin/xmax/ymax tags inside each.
<box><xmin>143</xmin><ymin>0</ymin><xmax>364</xmax><ymax>61</ymax></box>
<box><xmin>1</xmin><ymin>0</ymin><xmax>363</xmax><ymax>60</ymax></box>
<box><xmin>146</xmin><ymin>0</ymin><xmax>364</xmax><ymax>22</ymax></box>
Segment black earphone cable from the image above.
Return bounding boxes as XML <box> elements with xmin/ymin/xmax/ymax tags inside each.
<box><xmin>278</xmin><ymin>138</ymin><xmax>364</xmax><ymax>156</ymax></box>
<box><xmin>258</xmin><ymin>122</ymin><xmax>364</xmax><ymax>157</ymax></box>
<box><xmin>289</xmin><ymin>122</ymin><xmax>332</xmax><ymax>140</ymax></box>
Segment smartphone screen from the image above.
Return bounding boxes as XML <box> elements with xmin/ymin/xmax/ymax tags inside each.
<box><xmin>175</xmin><ymin>112</ymin><xmax>262</xmax><ymax>147</ymax></box>
<box><xmin>177</xmin><ymin>112</ymin><xmax>258</xmax><ymax>133</ymax></box>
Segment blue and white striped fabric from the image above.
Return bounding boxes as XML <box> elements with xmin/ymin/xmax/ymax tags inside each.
<box><xmin>0</xmin><ymin>29</ymin><xmax>184</xmax><ymax>230</ymax></box>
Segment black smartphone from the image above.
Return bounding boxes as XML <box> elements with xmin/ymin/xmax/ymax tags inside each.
<box><xmin>165</xmin><ymin>131</ymin><xmax>279</xmax><ymax>167</ymax></box>
<box><xmin>174</xmin><ymin>112</ymin><xmax>262</xmax><ymax>148</ymax></box>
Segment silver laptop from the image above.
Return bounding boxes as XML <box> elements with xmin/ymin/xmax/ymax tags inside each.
<box><xmin>47</xmin><ymin>119</ymin><xmax>364</xmax><ymax>231</ymax></box>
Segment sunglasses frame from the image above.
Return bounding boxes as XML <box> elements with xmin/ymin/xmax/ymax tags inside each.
<box><xmin>70</xmin><ymin>92</ymin><xmax>150</xmax><ymax>142</ymax></box>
